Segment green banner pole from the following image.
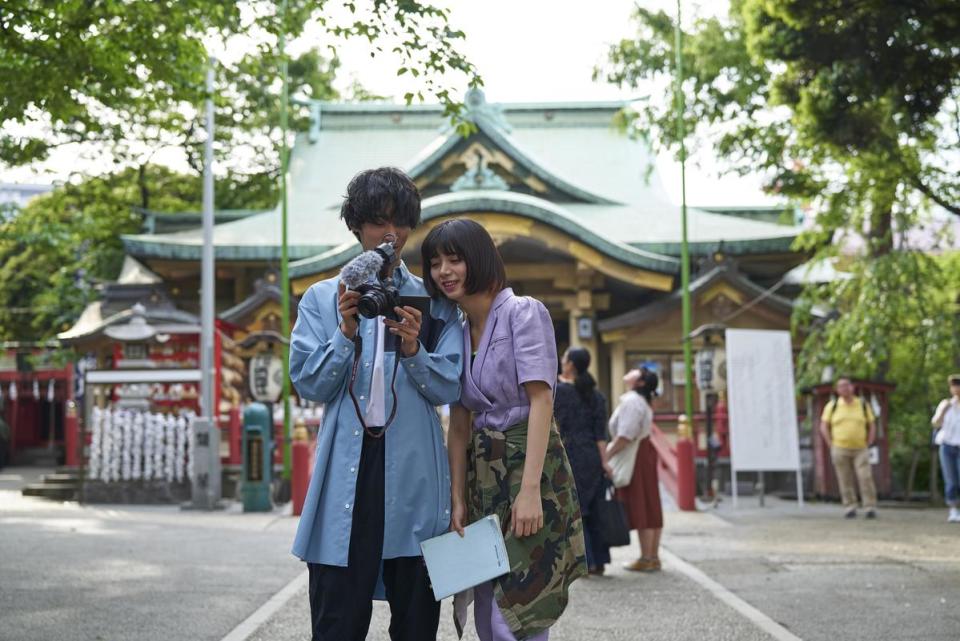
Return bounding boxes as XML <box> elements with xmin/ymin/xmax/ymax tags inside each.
<box><xmin>675</xmin><ymin>0</ymin><xmax>694</xmax><ymax>421</ymax></box>
<box><xmin>279</xmin><ymin>0</ymin><xmax>292</xmax><ymax>483</ymax></box>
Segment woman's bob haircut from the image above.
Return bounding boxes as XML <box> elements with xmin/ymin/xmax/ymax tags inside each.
<box><xmin>420</xmin><ymin>218</ymin><xmax>507</xmax><ymax>299</ymax></box>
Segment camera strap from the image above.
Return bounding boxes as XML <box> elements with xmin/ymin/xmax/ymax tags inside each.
<box><xmin>347</xmin><ymin>333</ymin><xmax>401</xmax><ymax>439</ymax></box>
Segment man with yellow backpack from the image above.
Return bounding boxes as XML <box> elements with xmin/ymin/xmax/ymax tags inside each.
<box><xmin>819</xmin><ymin>376</ymin><xmax>878</xmax><ymax>519</ymax></box>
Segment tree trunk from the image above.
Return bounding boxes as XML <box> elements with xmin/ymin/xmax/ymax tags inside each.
<box><xmin>905</xmin><ymin>447</ymin><xmax>920</xmax><ymax>501</ymax></box>
<box><xmin>137</xmin><ymin>163</ymin><xmax>149</xmax><ymax>210</ymax></box>
<box><xmin>870</xmin><ymin>207</ymin><xmax>894</xmax><ymax>380</ymax></box>
<box><xmin>930</xmin><ymin>446</ymin><xmax>942</xmax><ymax>506</ymax></box>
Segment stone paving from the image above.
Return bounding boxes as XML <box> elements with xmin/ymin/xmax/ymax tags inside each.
<box><xmin>2</xmin><ymin>467</ymin><xmax>958</xmax><ymax>641</ymax></box>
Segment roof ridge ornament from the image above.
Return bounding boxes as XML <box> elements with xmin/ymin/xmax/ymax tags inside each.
<box><xmin>464</xmin><ymin>88</ymin><xmax>512</xmax><ymax>133</ymax></box>
<box><xmin>308</xmin><ymin>102</ymin><xmax>321</xmax><ymax>143</ymax></box>
<box><xmin>451</xmin><ymin>150</ymin><xmax>509</xmax><ymax>192</ymax></box>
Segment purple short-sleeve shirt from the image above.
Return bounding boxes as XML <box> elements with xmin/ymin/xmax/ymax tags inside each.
<box><xmin>460</xmin><ymin>288</ymin><xmax>558</xmax><ymax>431</ymax></box>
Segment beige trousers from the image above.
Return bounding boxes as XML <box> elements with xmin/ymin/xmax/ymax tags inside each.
<box><xmin>831</xmin><ymin>446</ymin><xmax>877</xmax><ymax>509</ymax></box>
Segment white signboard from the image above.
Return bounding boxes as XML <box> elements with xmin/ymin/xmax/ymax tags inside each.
<box><xmin>725</xmin><ymin>329</ymin><xmax>803</xmax><ymax>507</ymax></box>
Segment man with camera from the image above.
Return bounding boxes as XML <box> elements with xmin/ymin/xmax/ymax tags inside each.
<box><xmin>289</xmin><ymin>167</ymin><xmax>463</xmax><ymax>641</ymax></box>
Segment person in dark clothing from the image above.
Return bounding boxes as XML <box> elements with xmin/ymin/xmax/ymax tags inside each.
<box><xmin>553</xmin><ymin>347</ymin><xmax>612</xmax><ymax>575</ymax></box>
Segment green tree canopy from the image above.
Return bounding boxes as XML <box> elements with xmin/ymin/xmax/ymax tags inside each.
<box><xmin>0</xmin><ymin>166</ymin><xmax>202</xmax><ymax>341</ymax></box>
<box><xmin>598</xmin><ymin>0</ymin><xmax>960</xmax><ymax>493</ymax></box>
<box><xmin>0</xmin><ymin>0</ymin><xmax>480</xmax><ymax>188</ymax></box>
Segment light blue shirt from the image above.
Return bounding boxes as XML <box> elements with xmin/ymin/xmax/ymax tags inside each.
<box><xmin>290</xmin><ymin>262</ymin><xmax>463</xmax><ymax>566</ymax></box>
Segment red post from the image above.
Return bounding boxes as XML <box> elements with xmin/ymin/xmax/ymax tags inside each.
<box><xmin>291</xmin><ymin>418</ymin><xmax>310</xmax><ymax>517</ymax></box>
<box><xmin>9</xmin><ymin>387</ymin><xmax>18</xmax><ymax>462</ymax></box>
<box><xmin>713</xmin><ymin>393</ymin><xmax>730</xmax><ymax>458</ymax></box>
<box><xmin>676</xmin><ymin>415</ymin><xmax>697</xmax><ymax>511</ymax></box>
<box><xmin>227</xmin><ymin>408</ymin><xmax>242</xmax><ymax>465</ymax></box>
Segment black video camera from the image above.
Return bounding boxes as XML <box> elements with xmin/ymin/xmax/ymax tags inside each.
<box><xmin>355</xmin><ymin>242</ymin><xmax>401</xmax><ymax>319</ymax></box>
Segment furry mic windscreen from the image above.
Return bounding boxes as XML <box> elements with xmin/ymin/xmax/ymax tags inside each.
<box><xmin>339</xmin><ymin>250</ymin><xmax>385</xmax><ymax>288</ymax></box>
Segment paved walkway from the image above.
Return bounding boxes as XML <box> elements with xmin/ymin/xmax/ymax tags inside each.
<box><xmin>243</xmin><ymin>496</ymin><xmax>960</xmax><ymax>641</ymax></box>
<box><xmin>2</xmin><ymin>467</ymin><xmax>958</xmax><ymax>641</ymax></box>
<box><xmin>245</xmin><ymin>540</ymin><xmax>775</xmax><ymax>641</ymax></box>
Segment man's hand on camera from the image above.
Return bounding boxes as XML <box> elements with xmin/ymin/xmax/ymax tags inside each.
<box><xmin>384</xmin><ymin>306</ymin><xmax>422</xmax><ymax>357</ymax></box>
<box><xmin>338</xmin><ymin>282</ymin><xmax>361</xmax><ymax>339</ymax></box>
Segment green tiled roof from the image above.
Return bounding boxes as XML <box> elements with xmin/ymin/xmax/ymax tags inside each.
<box><xmin>123</xmin><ymin>90</ymin><xmax>800</xmax><ymax>267</ymax></box>
<box><xmin>288</xmin><ymin>191</ymin><xmax>681</xmax><ymax>279</ymax></box>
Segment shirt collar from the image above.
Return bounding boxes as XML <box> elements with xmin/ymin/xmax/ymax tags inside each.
<box><xmin>387</xmin><ymin>260</ymin><xmax>409</xmax><ymax>289</ymax></box>
<box><xmin>491</xmin><ymin>287</ymin><xmax>514</xmax><ymax>312</ymax></box>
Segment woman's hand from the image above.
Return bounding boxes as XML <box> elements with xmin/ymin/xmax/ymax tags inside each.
<box><xmin>602</xmin><ymin>461</ymin><xmax>614</xmax><ymax>480</ymax></box>
<box><xmin>384</xmin><ymin>305</ymin><xmax>422</xmax><ymax>357</ymax></box>
<box><xmin>450</xmin><ymin>497</ymin><xmax>467</xmax><ymax>537</ymax></box>
<box><xmin>511</xmin><ymin>486</ymin><xmax>543</xmax><ymax>538</ymax></box>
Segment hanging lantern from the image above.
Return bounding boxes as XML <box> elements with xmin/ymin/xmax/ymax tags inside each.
<box><xmin>32</xmin><ymin>379</ymin><xmax>39</xmax><ymax>399</ymax></box>
<box><xmin>47</xmin><ymin>379</ymin><xmax>55</xmax><ymax>402</ymax></box>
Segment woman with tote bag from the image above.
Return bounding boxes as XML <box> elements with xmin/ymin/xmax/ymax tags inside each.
<box><xmin>554</xmin><ymin>347</ymin><xmax>614</xmax><ymax>575</ymax></box>
<box><xmin>606</xmin><ymin>368</ymin><xmax>663</xmax><ymax>572</ymax></box>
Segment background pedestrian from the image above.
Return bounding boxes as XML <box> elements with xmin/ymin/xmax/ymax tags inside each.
<box><xmin>607</xmin><ymin>367</ymin><xmax>663</xmax><ymax>572</ymax></box>
<box><xmin>932</xmin><ymin>374</ymin><xmax>960</xmax><ymax>523</ymax></box>
<box><xmin>554</xmin><ymin>347</ymin><xmax>613</xmax><ymax>575</ymax></box>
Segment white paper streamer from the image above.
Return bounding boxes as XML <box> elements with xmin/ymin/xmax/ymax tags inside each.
<box><xmin>164</xmin><ymin>414</ymin><xmax>176</xmax><ymax>482</ymax></box>
<box><xmin>143</xmin><ymin>413</ymin><xmax>155</xmax><ymax>480</ymax></box>
<box><xmin>121</xmin><ymin>410</ymin><xmax>133</xmax><ymax>481</ymax></box>
<box><xmin>186</xmin><ymin>412</ymin><xmax>196</xmax><ymax>483</ymax></box>
<box><xmin>88</xmin><ymin>407</ymin><xmax>103</xmax><ymax>481</ymax></box>
<box><xmin>153</xmin><ymin>413</ymin><xmax>165</xmax><ymax>481</ymax></box>
<box><xmin>84</xmin><ymin>407</ymin><xmax>199</xmax><ymax>485</ymax></box>
<box><xmin>174</xmin><ymin>415</ymin><xmax>187</xmax><ymax>482</ymax></box>
<box><xmin>131</xmin><ymin>412</ymin><xmax>144</xmax><ymax>480</ymax></box>
<box><xmin>100</xmin><ymin>409</ymin><xmax>113</xmax><ymax>482</ymax></box>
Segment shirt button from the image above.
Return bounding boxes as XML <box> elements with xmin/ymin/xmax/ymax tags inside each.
<box><xmin>359</xmin><ymin>395</ymin><xmax>365</xmax><ymax>400</ymax></box>
<box><xmin>354</xmin><ymin>430</ymin><xmax>360</xmax><ymax>436</ymax></box>
<box><xmin>345</xmin><ymin>503</ymin><xmax>350</xmax><ymax>510</ymax></box>
<box><xmin>445</xmin><ymin>509</ymin><xmax>450</xmax><ymax>514</ymax></box>
<box><xmin>350</xmin><ymin>466</ymin><xmax>356</xmax><ymax>473</ymax></box>
<box><xmin>365</xmin><ymin>362</ymin><xmax>371</xmax><ymax>367</ymax></box>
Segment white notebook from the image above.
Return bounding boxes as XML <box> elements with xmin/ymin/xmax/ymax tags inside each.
<box><xmin>419</xmin><ymin>514</ymin><xmax>510</xmax><ymax>601</ymax></box>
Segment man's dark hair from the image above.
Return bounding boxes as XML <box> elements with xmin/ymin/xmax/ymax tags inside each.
<box><xmin>340</xmin><ymin>167</ymin><xmax>421</xmax><ymax>235</ymax></box>
<box><xmin>420</xmin><ymin>218</ymin><xmax>507</xmax><ymax>299</ymax></box>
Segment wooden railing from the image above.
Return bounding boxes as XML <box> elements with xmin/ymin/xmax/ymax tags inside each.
<box><xmin>650</xmin><ymin>423</ymin><xmax>679</xmax><ymax>499</ymax></box>
<box><xmin>650</xmin><ymin>421</ymin><xmax>697</xmax><ymax>511</ymax></box>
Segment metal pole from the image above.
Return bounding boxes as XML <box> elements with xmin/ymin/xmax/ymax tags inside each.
<box><xmin>675</xmin><ymin>1</ymin><xmax>694</xmax><ymax>421</ymax></box>
<box><xmin>201</xmin><ymin>59</ymin><xmax>216</xmax><ymax>420</ymax></box>
<box><xmin>279</xmin><ymin>0</ymin><xmax>292</xmax><ymax>483</ymax></box>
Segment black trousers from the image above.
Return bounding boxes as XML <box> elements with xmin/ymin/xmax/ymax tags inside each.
<box><xmin>307</xmin><ymin>432</ymin><xmax>440</xmax><ymax>641</ymax></box>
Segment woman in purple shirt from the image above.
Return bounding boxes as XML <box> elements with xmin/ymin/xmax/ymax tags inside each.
<box><xmin>421</xmin><ymin>219</ymin><xmax>586</xmax><ymax>641</ymax></box>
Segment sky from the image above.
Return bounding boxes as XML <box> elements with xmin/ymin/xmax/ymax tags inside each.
<box><xmin>1</xmin><ymin>0</ymin><xmax>777</xmax><ymax>207</ymax></box>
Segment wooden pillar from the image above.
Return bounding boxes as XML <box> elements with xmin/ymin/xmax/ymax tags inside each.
<box><xmin>610</xmin><ymin>341</ymin><xmax>627</xmax><ymax>400</ymax></box>
<box><xmin>566</xmin><ymin>263</ymin><xmax>602</xmax><ymax>380</ymax></box>
<box><xmin>234</xmin><ymin>268</ymin><xmax>250</xmax><ymax>305</ymax></box>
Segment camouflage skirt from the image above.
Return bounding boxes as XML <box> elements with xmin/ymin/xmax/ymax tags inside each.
<box><xmin>466</xmin><ymin>420</ymin><xmax>587</xmax><ymax>639</ymax></box>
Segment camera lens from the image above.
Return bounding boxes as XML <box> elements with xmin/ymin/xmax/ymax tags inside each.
<box><xmin>358</xmin><ymin>289</ymin><xmax>388</xmax><ymax>319</ymax></box>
